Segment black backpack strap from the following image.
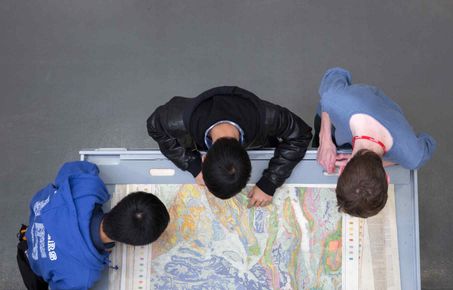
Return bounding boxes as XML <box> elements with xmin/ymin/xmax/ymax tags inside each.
<box><xmin>16</xmin><ymin>225</ymin><xmax>49</xmax><ymax>290</ymax></box>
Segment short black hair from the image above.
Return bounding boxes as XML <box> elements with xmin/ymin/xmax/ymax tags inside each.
<box><xmin>202</xmin><ymin>137</ymin><xmax>251</xmax><ymax>199</ymax></box>
<box><xmin>336</xmin><ymin>149</ymin><xmax>388</xmax><ymax>218</ymax></box>
<box><xmin>103</xmin><ymin>191</ymin><xmax>170</xmax><ymax>245</ymax></box>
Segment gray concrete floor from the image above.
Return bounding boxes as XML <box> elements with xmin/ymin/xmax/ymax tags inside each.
<box><xmin>1</xmin><ymin>1</ymin><xmax>452</xmax><ymax>289</ymax></box>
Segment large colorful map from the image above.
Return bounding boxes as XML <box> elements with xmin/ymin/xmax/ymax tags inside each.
<box><xmin>108</xmin><ymin>184</ymin><xmax>399</xmax><ymax>290</ymax></box>
<box><xmin>109</xmin><ymin>184</ymin><xmax>342</xmax><ymax>290</ymax></box>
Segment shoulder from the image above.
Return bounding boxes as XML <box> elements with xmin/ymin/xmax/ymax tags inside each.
<box><xmin>152</xmin><ymin>96</ymin><xmax>191</xmax><ymax>120</ymax></box>
<box><xmin>388</xmin><ymin>132</ymin><xmax>437</xmax><ymax>170</ymax></box>
<box><xmin>259</xmin><ymin>99</ymin><xmax>282</xmax><ymax>121</ymax></box>
<box><xmin>259</xmin><ymin>100</ymin><xmax>305</xmax><ymax>132</ymax></box>
<box><xmin>147</xmin><ymin>96</ymin><xmax>191</xmax><ymax>135</ymax></box>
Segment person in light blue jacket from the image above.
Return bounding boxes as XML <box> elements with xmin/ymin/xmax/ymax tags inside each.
<box><xmin>314</xmin><ymin>67</ymin><xmax>436</xmax><ymax>218</ymax></box>
<box><xmin>17</xmin><ymin>161</ymin><xmax>170</xmax><ymax>290</ymax></box>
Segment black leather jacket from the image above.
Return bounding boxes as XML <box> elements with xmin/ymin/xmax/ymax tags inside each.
<box><xmin>147</xmin><ymin>86</ymin><xmax>312</xmax><ymax>195</ymax></box>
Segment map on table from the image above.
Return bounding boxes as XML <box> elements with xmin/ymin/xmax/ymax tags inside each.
<box><xmin>108</xmin><ymin>184</ymin><xmax>400</xmax><ymax>290</ymax></box>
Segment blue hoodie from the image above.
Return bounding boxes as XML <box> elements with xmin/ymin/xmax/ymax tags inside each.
<box><xmin>25</xmin><ymin>161</ymin><xmax>111</xmax><ymax>290</ymax></box>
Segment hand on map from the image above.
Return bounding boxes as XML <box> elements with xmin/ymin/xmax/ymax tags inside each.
<box><xmin>247</xmin><ymin>186</ymin><xmax>272</xmax><ymax>208</ymax></box>
<box><xmin>334</xmin><ymin>153</ymin><xmax>352</xmax><ymax>174</ymax></box>
<box><xmin>195</xmin><ymin>171</ymin><xmax>205</xmax><ymax>186</ymax></box>
<box><xmin>195</xmin><ymin>155</ymin><xmax>206</xmax><ymax>186</ymax></box>
<box><xmin>317</xmin><ymin>139</ymin><xmax>337</xmax><ymax>173</ymax></box>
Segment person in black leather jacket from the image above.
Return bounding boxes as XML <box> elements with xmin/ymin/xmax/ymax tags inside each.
<box><xmin>147</xmin><ymin>86</ymin><xmax>312</xmax><ymax>207</ymax></box>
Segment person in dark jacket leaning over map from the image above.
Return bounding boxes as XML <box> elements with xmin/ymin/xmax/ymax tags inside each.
<box><xmin>147</xmin><ymin>86</ymin><xmax>312</xmax><ymax>208</ymax></box>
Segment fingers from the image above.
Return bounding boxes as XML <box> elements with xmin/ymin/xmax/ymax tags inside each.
<box><xmin>335</xmin><ymin>160</ymin><xmax>348</xmax><ymax>167</ymax></box>
<box><xmin>248</xmin><ymin>196</ymin><xmax>269</xmax><ymax>208</ymax></box>
<box><xmin>247</xmin><ymin>187</ymin><xmax>272</xmax><ymax>208</ymax></box>
<box><xmin>318</xmin><ymin>149</ymin><xmax>337</xmax><ymax>173</ymax></box>
<box><xmin>320</xmin><ymin>160</ymin><xmax>335</xmax><ymax>173</ymax></box>
<box><xmin>195</xmin><ymin>172</ymin><xmax>205</xmax><ymax>186</ymax></box>
<box><xmin>336</xmin><ymin>153</ymin><xmax>351</xmax><ymax>160</ymax></box>
<box><xmin>196</xmin><ymin>178</ymin><xmax>205</xmax><ymax>186</ymax></box>
<box><xmin>247</xmin><ymin>197</ymin><xmax>258</xmax><ymax>208</ymax></box>
<box><xmin>250</xmin><ymin>198</ymin><xmax>268</xmax><ymax>208</ymax></box>
<box><xmin>327</xmin><ymin>163</ymin><xmax>335</xmax><ymax>173</ymax></box>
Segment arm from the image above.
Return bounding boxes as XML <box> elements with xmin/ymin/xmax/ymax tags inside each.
<box><xmin>147</xmin><ymin>105</ymin><xmax>202</xmax><ymax>177</ymax></box>
<box><xmin>383</xmin><ymin>160</ymin><xmax>397</xmax><ymax>167</ymax></box>
<box><xmin>256</xmin><ymin>105</ymin><xmax>313</xmax><ymax>196</ymax></box>
<box><xmin>317</xmin><ymin>112</ymin><xmax>337</xmax><ymax>173</ymax></box>
<box><xmin>316</xmin><ymin>68</ymin><xmax>352</xmax><ymax>172</ymax></box>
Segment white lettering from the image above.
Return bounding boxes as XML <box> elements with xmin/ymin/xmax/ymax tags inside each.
<box><xmin>34</xmin><ymin>223</ymin><xmax>47</xmax><ymax>259</ymax></box>
<box><xmin>47</xmin><ymin>234</ymin><xmax>57</xmax><ymax>261</ymax></box>
<box><xmin>48</xmin><ymin>251</ymin><xmax>57</xmax><ymax>261</ymax></box>
<box><xmin>33</xmin><ymin>196</ymin><xmax>50</xmax><ymax>217</ymax></box>
<box><xmin>31</xmin><ymin>224</ymin><xmax>38</xmax><ymax>260</ymax></box>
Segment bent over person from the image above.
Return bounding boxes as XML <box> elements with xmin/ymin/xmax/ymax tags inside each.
<box><xmin>314</xmin><ymin>67</ymin><xmax>436</xmax><ymax>218</ymax></box>
<box><xmin>147</xmin><ymin>86</ymin><xmax>312</xmax><ymax>207</ymax></box>
<box><xmin>17</xmin><ymin>161</ymin><xmax>170</xmax><ymax>290</ymax></box>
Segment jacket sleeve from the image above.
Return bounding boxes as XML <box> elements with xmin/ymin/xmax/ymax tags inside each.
<box><xmin>147</xmin><ymin>104</ymin><xmax>202</xmax><ymax>177</ymax></box>
<box><xmin>256</xmin><ymin>103</ymin><xmax>313</xmax><ymax>196</ymax></box>
<box><xmin>397</xmin><ymin>132</ymin><xmax>437</xmax><ymax>170</ymax></box>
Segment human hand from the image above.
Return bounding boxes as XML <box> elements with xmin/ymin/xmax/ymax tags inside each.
<box><xmin>334</xmin><ymin>153</ymin><xmax>352</xmax><ymax>174</ymax></box>
<box><xmin>382</xmin><ymin>160</ymin><xmax>397</xmax><ymax>167</ymax></box>
<box><xmin>195</xmin><ymin>155</ymin><xmax>206</xmax><ymax>186</ymax></box>
<box><xmin>317</xmin><ymin>139</ymin><xmax>337</xmax><ymax>173</ymax></box>
<box><xmin>247</xmin><ymin>186</ymin><xmax>273</xmax><ymax>208</ymax></box>
<box><xmin>195</xmin><ymin>172</ymin><xmax>205</xmax><ymax>186</ymax></box>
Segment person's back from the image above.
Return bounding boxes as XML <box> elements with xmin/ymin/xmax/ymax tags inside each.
<box><xmin>24</xmin><ymin>161</ymin><xmax>109</xmax><ymax>289</ymax></box>
<box><xmin>315</xmin><ymin>67</ymin><xmax>436</xmax><ymax>218</ymax></box>
<box><xmin>317</xmin><ymin>67</ymin><xmax>436</xmax><ymax>169</ymax></box>
<box><xmin>19</xmin><ymin>161</ymin><xmax>170</xmax><ymax>290</ymax></box>
<box><xmin>147</xmin><ymin>86</ymin><xmax>313</xmax><ymax>208</ymax></box>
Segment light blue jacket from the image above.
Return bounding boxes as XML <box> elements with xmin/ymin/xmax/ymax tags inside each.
<box><xmin>318</xmin><ymin>67</ymin><xmax>436</xmax><ymax>169</ymax></box>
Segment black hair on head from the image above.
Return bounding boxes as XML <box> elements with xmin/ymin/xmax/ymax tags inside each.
<box><xmin>202</xmin><ymin>137</ymin><xmax>251</xmax><ymax>199</ymax></box>
<box><xmin>103</xmin><ymin>191</ymin><xmax>170</xmax><ymax>245</ymax></box>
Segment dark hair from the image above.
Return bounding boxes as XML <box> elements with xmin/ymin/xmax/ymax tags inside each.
<box><xmin>336</xmin><ymin>149</ymin><xmax>388</xmax><ymax>218</ymax></box>
<box><xmin>103</xmin><ymin>191</ymin><xmax>170</xmax><ymax>245</ymax></box>
<box><xmin>202</xmin><ymin>137</ymin><xmax>251</xmax><ymax>199</ymax></box>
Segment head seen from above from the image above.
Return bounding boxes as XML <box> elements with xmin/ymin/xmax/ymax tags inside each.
<box><xmin>202</xmin><ymin>137</ymin><xmax>251</xmax><ymax>199</ymax></box>
<box><xmin>336</xmin><ymin>149</ymin><xmax>388</xmax><ymax>218</ymax></box>
<box><xmin>102</xmin><ymin>191</ymin><xmax>170</xmax><ymax>246</ymax></box>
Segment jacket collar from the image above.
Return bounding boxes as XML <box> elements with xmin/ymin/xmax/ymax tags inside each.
<box><xmin>182</xmin><ymin>86</ymin><xmax>261</xmax><ymax>131</ymax></box>
<box><xmin>204</xmin><ymin>120</ymin><xmax>245</xmax><ymax>149</ymax></box>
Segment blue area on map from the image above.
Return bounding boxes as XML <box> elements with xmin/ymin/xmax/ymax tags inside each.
<box><xmin>211</xmin><ymin>220</ymin><xmax>225</xmax><ymax>241</ymax></box>
<box><xmin>270</xmin><ymin>244</ymin><xmax>290</xmax><ymax>288</ymax></box>
<box><xmin>179</xmin><ymin>247</ymin><xmax>202</xmax><ymax>257</ymax></box>
<box><xmin>194</xmin><ymin>240</ymin><xmax>204</xmax><ymax>247</ymax></box>
<box><xmin>153</xmin><ymin>254</ymin><xmax>272</xmax><ymax>290</ymax></box>
<box><xmin>254</xmin><ymin>209</ymin><xmax>265</xmax><ymax>233</ymax></box>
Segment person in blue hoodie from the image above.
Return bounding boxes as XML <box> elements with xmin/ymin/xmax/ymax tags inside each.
<box><xmin>16</xmin><ymin>161</ymin><xmax>170</xmax><ymax>290</ymax></box>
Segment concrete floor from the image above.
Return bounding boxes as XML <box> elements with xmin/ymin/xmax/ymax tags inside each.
<box><xmin>1</xmin><ymin>1</ymin><xmax>452</xmax><ymax>289</ymax></box>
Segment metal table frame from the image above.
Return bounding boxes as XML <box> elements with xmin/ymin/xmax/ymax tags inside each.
<box><xmin>81</xmin><ymin>148</ymin><xmax>420</xmax><ymax>290</ymax></box>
